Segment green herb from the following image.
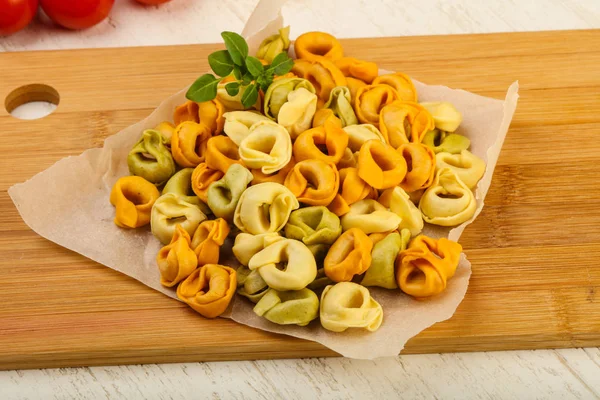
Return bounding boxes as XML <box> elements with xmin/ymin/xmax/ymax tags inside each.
<box><xmin>185</xmin><ymin>30</ymin><xmax>294</xmax><ymax>108</ymax></box>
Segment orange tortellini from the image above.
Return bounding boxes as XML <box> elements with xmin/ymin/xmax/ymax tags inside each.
<box><xmin>173</xmin><ymin>99</ymin><xmax>224</xmax><ymax>134</ymax></box>
<box><xmin>397</xmin><ymin>142</ymin><xmax>436</xmax><ymax>192</ymax></box>
<box><xmin>205</xmin><ymin>135</ymin><xmax>244</xmax><ymax>174</ymax></box>
<box><xmin>110</xmin><ymin>176</ymin><xmax>160</xmax><ymax>229</ymax></box>
<box><xmin>379</xmin><ymin>101</ymin><xmax>435</xmax><ymax>147</ymax></box>
<box><xmin>372</xmin><ymin>72</ymin><xmax>417</xmax><ymax>102</ymax></box>
<box><xmin>191</xmin><ymin>163</ymin><xmax>224</xmax><ymax>203</ymax></box>
<box><xmin>293</xmin><ymin>116</ymin><xmax>348</xmax><ymax>164</ymax></box>
<box><xmin>328</xmin><ymin>167</ymin><xmax>378</xmax><ymax>217</ymax></box>
<box><xmin>354</xmin><ymin>84</ymin><xmax>400</xmax><ymax>127</ymax></box>
<box><xmin>334</xmin><ymin>57</ymin><xmax>378</xmax><ymax>84</ymax></box>
<box><xmin>284</xmin><ymin>159</ymin><xmax>340</xmax><ymax>206</ymax></box>
<box><xmin>191</xmin><ymin>218</ymin><xmax>230</xmax><ymax>266</ymax></box>
<box><xmin>294</xmin><ymin>31</ymin><xmax>344</xmax><ymax>61</ymax></box>
<box><xmin>291</xmin><ymin>58</ymin><xmax>347</xmax><ymax>107</ymax></box>
<box><xmin>177</xmin><ymin>264</ymin><xmax>237</xmax><ymax>318</ymax></box>
<box><xmin>156</xmin><ymin>224</ymin><xmax>198</xmax><ymax>287</ymax></box>
<box><xmin>171</xmin><ymin>121</ymin><xmax>211</xmax><ymax>168</ymax></box>
<box><xmin>357</xmin><ymin>139</ymin><xmax>407</xmax><ymax>189</ymax></box>
<box><xmin>324</xmin><ymin>228</ymin><xmax>372</xmax><ymax>282</ymax></box>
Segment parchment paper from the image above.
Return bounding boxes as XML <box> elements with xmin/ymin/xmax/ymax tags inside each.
<box><xmin>8</xmin><ymin>0</ymin><xmax>519</xmax><ymax>359</ymax></box>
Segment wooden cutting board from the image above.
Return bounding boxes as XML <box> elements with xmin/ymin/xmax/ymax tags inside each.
<box><xmin>0</xmin><ymin>30</ymin><xmax>599</xmax><ymax>370</ymax></box>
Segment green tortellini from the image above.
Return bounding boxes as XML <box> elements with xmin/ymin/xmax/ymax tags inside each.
<box><xmin>284</xmin><ymin>206</ymin><xmax>342</xmax><ymax>247</ymax></box>
<box><xmin>253</xmin><ymin>288</ymin><xmax>319</xmax><ymax>326</ymax></box>
<box><xmin>422</xmin><ymin>129</ymin><xmax>471</xmax><ymax>154</ymax></box>
<box><xmin>308</xmin><ymin>268</ymin><xmax>334</xmax><ymax>291</ymax></box>
<box><xmin>207</xmin><ymin>164</ymin><xmax>253</xmax><ymax>221</ymax></box>
<box><xmin>127</xmin><ymin>129</ymin><xmax>176</xmax><ymax>185</ymax></box>
<box><xmin>237</xmin><ymin>266</ymin><xmax>269</xmax><ymax>303</ymax></box>
<box><xmin>263</xmin><ymin>77</ymin><xmax>316</xmax><ymax>120</ymax></box>
<box><xmin>162</xmin><ymin>168</ymin><xmax>210</xmax><ymax>214</ymax></box>
<box><xmin>322</xmin><ymin>86</ymin><xmax>358</xmax><ymax>127</ymax></box>
<box><xmin>256</xmin><ymin>26</ymin><xmax>291</xmax><ymax>63</ymax></box>
<box><xmin>361</xmin><ymin>229</ymin><xmax>410</xmax><ymax>289</ymax></box>
<box><xmin>151</xmin><ymin>193</ymin><xmax>207</xmax><ymax>244</ymax></box>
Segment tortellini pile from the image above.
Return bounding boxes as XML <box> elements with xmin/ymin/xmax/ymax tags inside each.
<box><xmin>109</xmin><ymin>29</ymin><xmax>483</xmax><ymax>332</ymax></box>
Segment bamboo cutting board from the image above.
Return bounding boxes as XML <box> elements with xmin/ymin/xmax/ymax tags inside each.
<box><xmin>0</xmin><ymin>30</ymin><xmax>599</xmax><ymax>370</ymax></box>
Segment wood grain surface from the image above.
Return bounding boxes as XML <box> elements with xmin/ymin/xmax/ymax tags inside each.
<box><xmin>0</xmin><ymin>30</ymin><xmax>598</xmax><ymax>371</ymax></box>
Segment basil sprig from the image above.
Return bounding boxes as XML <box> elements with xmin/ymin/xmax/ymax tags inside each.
<box><xmin>186</xmin><ymin>31</ymin><xmax>294</xmax><ymax>108</ymax></box>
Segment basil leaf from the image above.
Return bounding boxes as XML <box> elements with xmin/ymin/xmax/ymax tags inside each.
<box><xmin>241</xmin><ymin>83</ymin><xmax>259</xmax><ymax>108</ymax></box>
<box><xmin>269</xmin><ymin>52</ymin><xmax>294</xmax><ymax>76</ymax></box>
<box><xmin>208</xmin><ymin>50</ymin><xmax>234</xmax><ymax>77</ymax></box>
<box><xmin>225</xmin><ymin>81</ymin><xmax>241</xmax><ymax>96</ymax></box>
<box><xmin>233</xmin><ymin>65</ymin><xmax>243</xmax><ymax>80</ymax></box>
<box><xmin>245</xmin><ymin>56</ymin><xmax>264</xmax><ymax>77</ymax></box>
<box><xmin>221</xmin><ymin>31</ymin><xmax>248</xmax><ymax>66</ymax></box>
<box><xmin>186</xmin><ymin>74</ymin><xmax>221</xmax><ymax>103</ymax></box>
<box><xmin>241</xmin><ymin>72</ymin><xmax>253</xmax><ymax>86</ymax></box>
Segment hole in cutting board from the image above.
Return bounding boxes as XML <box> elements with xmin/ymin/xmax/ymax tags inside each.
<box><xmin>5</xmin><ymin>84</ymin><xmax>60</xmax><ymax>120</ymax></box>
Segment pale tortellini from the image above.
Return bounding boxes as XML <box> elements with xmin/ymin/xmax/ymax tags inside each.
<box><xmin>361</xmin><ymin>229</ymin><xmax>410</xmax><ymax>289</ymax></box>
<box><xmin>436</xmin><ymin>150</ymin><xmax>486</xmax><ymax>189</ymax></box>
<box><xmin>321</xmin><ymin>86</ymin><xmax>358</xmax><ymax>127</ymax></box>
<box><xmin>206</xmin><ymin>164</ymin><xmax>253</xmax><ymax>221</ymax></box>
<box><xmin>253</xmin><ymin>288</ymin><xmax>319</xmax><ymax>326</ymax></box>
<box><xmin>248</xmin><ymin>239</ymin><xmax>317</xmax><ymax>291</ymax></box>
<box><xmin>238</xmin><ymin>120</ymin><xmax>293</xmax><ymax>174</ymax></box>
<box><xmin>234</xmin><ymin>183</ymin><xmax>300</xmax><ymax>234</ymax></box>
<box><xmin>151</xmin><ymin>193</ymin><xmax>207</xmax><ymax>244</ymax></box>
<box><xmin>284</xmin><ymin>206</ymin><xmax>342</xmax><ymax>246</ymax></box>
<box><xmin>422</xmin><ymin>130</ymin><xmax>471</xmax><ymax>154</ymax></box>
<box><xmin>320</xmin><ymin>282</ymin><xmax>383</xmax><ymax>332</ymax></box>
<box><xmin>379</xmin><ymin>186</ymin><xmax>423</xmax><ymax>236</ymax></box>
<box><xmin>264</xmin><ymin>77</ymin><xmax>316</xmax><ymax>120</ymax></box>
<box><xmin>223</xmin><ymin>111</ymin><xmax>270</xmax><ymax>146</ymax></box>
<box><xmin>419</xmin><ymin>168</ymin><xmax>476</xmax><ymax>226</ymax></box>
<box><xmin>343</xmin><ymin>124</ymin><xmax>386</xmax><ymax>153</ymax></box>
<box><xmin>420</xmin><ymin>101</ymin><xmax>463</xmax><ymax>132</ymax></box>
<box><xmin>232</xmin><ymin>232</ymin><xmax>284</xmax><ymax>266</ymax></box>
<box><xmin>277</xmin><ymin>87</ymin><xmax>318</xmax><ymax>139</ymax></box>
<box><xmin>340</xmin><ymin>199</ymin><xmax>401</xmax><ymax>234</ymax></box>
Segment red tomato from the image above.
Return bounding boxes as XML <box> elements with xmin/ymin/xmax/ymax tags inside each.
<box><xmin>0</xmin><ymin>0</ymin><xmax>38</xmax><ymax>36</ymax></box>
<box><xmin>40</xmin><ymin>0</ymin><xmax>114</xmax><ymax>30</ymax></box>
<box><xmin>134</xmin><ymin>0</ymin><xmax>171</xmax><ymax>4</ymax></box>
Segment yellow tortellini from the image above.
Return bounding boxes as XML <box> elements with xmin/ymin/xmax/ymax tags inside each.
<box><xmin>284</xmin><ymin>206</ymin><xmax>342</xmax><ymax>246</ymax></box>
<box><xmin>264</xmin><ymin>77</ymin><xmax>316</xmax><ymax>120</ymax></box>
<box><xmin>206</xmin><ymin>164</ymin><xmax>253</xmax><ymax>221</ymax></box>
<box><xmin>320</xmin><ymin>282</ymin><xmax>383</xmax><ymax>332</ymax></box>
<box><xmin>234</xmin><ymin>183</ymin><xmax>300</xmax><ymax>234</ymax></box>
<box><xmin>277</xmin><ymin>87</ymin><xmax>318</xmax><ymax>139</ymax></box>
<box><xmin>151</xmin><ymin>193</ymin><xmax>207</xmax><ymax>244</ymax></box>
<box><xmin>238</xmin><ymin>120</ymin><xmax>293</xmax><ymax>174</ymax></box>
<box><xmin>236</xmin><ymin>266</ymin><xmax>270</xmax><ymax>303</ymax></box>
<box><xmin>223</xmin><ymin>111</ymin><xmax>271</xmax><ymax>146</ymax></box>
<box><xmin>361</xmin><ymin>229</ymin><xmax>410</xmax><ymax>289</ymax></box>
<box><xmin>420</xmin><ymin>101</ymin><xmax>463</xmax><ymax>132</ymax></box>
<box><xmin>343</xmin><ymin>124</ymin><xmax>386</xmax><ymax>153</ymax></box>
<box><xmin>422</xmin><ymin>130</ymin><xmax>471</xmax><ymax>154</ymax></box>
<box><xmin>321</xmin><ymin>86</ymin><xmax>358</xmax><ymax>127</ymax></box>
<box><xmin>256</xmin><ymin>26</ymin><xmax>291</xmax><ymax>63</ymax></box>
<box><xmin>378</xmin><ymin>186</ymin><xmax>424</xmax><ymax>236</ymax></box>
<box><xmin>253</xmin><ymin>288</ymin><xmax>319</xmax><ymax>326</ymax></box>
<box><xmin>436</xmin><ymin>150</ymin><xmax>486</xmax><ymax>189</ymax></box>
<box><xmin>340</xmin><ymin>199</ymin><xmax>402</xmax><ymax>234</ymax></box>
<box><xmin>419</xmin><ymin>168</ymin><xmax>476</xmax><ymax>226</ymax></box>
<box><xmin>232</xmin><ymin>232</ymin><xmax>284</xmax><ymax>266</ymax></box>
<box><xmin>248</xmin><ymin>239</ymin><xmax>317</xmax><ymax>291</ymax></box>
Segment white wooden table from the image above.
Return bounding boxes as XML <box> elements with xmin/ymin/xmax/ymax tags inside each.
<box><xmin>1</xmin><ymin>0</ymin><xmax>600</xmax><ymax>398</ymax></box>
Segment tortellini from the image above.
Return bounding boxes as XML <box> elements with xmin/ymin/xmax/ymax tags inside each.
<box><xmin>284</xmin><ymin>206</ymin><xmax>342</xmax><ymax>246</ymax></box>
<box><xmin>205</xmin><ymin>135</ymin><xmax>244</xmax><ymax>174</ymax></box>
<box><xmin>293</xmin><ymin>116</ymin><xmax>349</xmax><ymax>164</ymax></box>
<box><xmin>320</xmin><ymin>86</ymin><xmax>358</xmax><ymax>127</ymax></box>
<box><xmin>372</xmin><ymin>72</ymin><xmax>417</xmax><ymax>102</ymax></box>
<box><xmin>324</xmin><ymin>228</ymin><xmax>372</xmax><ymax>282</ymax></box>
<box><xmin>151</xmin><ymin>193</ymin><xmax>207</xmax><ymax>244</ymax></box>
<box><xmin>171</xmin><ymin>121</ymin><xmax>211</xmax><ymax>168</ymax></box>
<box><xmin>436</xmin><ymin>150</ymin><xmax>486</xmax><ymax>189</ymax></box>
<box><xmin>340</xmin><ymin>199</ymin><xmax>402</xmax><ymax>234</ymax></box>
<box><xmin>110</xmin><ymin>176</ymin><xmax>160</xmax><ymax>228</ymax></box>
<box><xmin>291</xmin><ymin>58</ymin><xmax>347</xmax><ymax>106</ymax></box>
<box><xmin>397</xmin><ymin>235</ymin><xmax>462</xmax><ymax>298</ymax></box>
<box><xmin>419</xmin><ymin>168</ymin><xmax>476</xmax><ymax>226</ymax></box>
<box><xmin>361</xmin><ymin>230</ymin><xmax>410</xmax><ymax>289</ymax></box>
<box><xmin>379</xmin><ymin>101</ymin><xmax>435</xmax><ymax>147</ymax></box>
<box><xmin>284</xmin><ymin>159</ymin><xmax>340</xmax><ymax>206</ymax></box>
<box><xmin>191</xmin><ymin>218</ymin><xmax>230</xmax><ymax>266</ymax></box>
<box><xmin>191</xmin><ymin>163</ymin><xmax>224</xmax><ymax>203</ymax></box>
<box><xmin>177</xmin><ymin>264</ymin><xmax>237</xmax><ymax>318</ymax></box>
<box><xmin>422</xmin><ymin>130</ymin><xmax>471</xmax><ymax>154</ymax></box>
<box><xmin>154</xmin><ymin>121</ymin><xmax>175</xmax><ymax>143</ymax></box>
<box><xmin>173</xmin><ymin>99</ymin><xmax>225</xmax><ymax>134</ymax></box>
<box><xmin>256</xmin><ymin>26</ymin><xmax>290</xmax><ymax>63</ymax></box>
<box><xmin>223</xmin><ymin>111</ymin><xmax>270</xmax><ymax>146</ymax></box>
<box><xmin>234</xmin><ymin>182</ymin><xmax>299</xmax><ymax>234</ymax></box>
<box><xmin>334</xmin><ymin>57</ymin><xmax>378</xmax><ymax>84</ymax></box>
<box><xmin>238</xmin><ymin>120</ymin><xmax>292</xmax><ymax>174</ymax></box>
<box><xmin>251</xmin><ymin>157</ymin><xmax>296</xmax><ymax>185</ymax></box>
<box><xmin>357</xmin><ymin>139</ymin><xmax>407</xmax><ymax>189</ymax></box>
<box><xmin>343</xmin><ymin>124</ymin><xmax>386</xmax><ymax>153</ymax></box>
<box><xmin>156</xmin><ymin>224</ymin><xmax>197</xmax><ymax>287</ymax></box>
<box><xmin>320</xmin><ymin>282</ymin><xmax>383</xmax><ymax>332</ymax></box>
<box><xmin>354</xmin><ymin>84</ymin><xmax>400</xmax><ymax>127</ymax></box>
<box><xmin>263</xmin><ymin>77</ymin><xmax>316</xmax><ymax>120</ymax></box>
<box><xmin>232</xmin><ymin>232</ymin><xmax>284</xmax><ymax>266</ymax></box>
<box><xmin>248</xmin><ymin>239</ymin><xmax>317</xmax><ymax>291</ymax></box>
<box><xmin>378</xmin><ymin>187</ymin><xmax>423</xmax><ymax>236</ymax></box>
<box><xmin>277</xmin><ymin>87</ymin><xmax>318</xmax><ymax>138</ymax></box>
<box><xmin>397</xmin><ymin>142</ymin><xmax>436</xmax><ymax>192</ymax></box>
<box><xmin>294</xmin><ymin>31</ymin><xmax>344</xmax><ymax>62</ymax></box>
<box><xmin>217</xmin><ymin>82</ymin><xmax>261</xmax><ymax>111</ymax></box>
<box><xmin>420</xmin><ymin>101</ymin><xmax>462</xmax><ymax>132</ymax></box>
<box><xmin>162</xmin><ymin>168</ymin><xmax>209</xmax><ymax>213</ymax></box>
<box><xmin>336</xmin><ymin>147</ymin><xmax>358</xmax><ymax>169</ymax></box>
<box><xmin>328</xmin><ymin>167</ymin><xmax>378</xmax><ymax>217</ymax></box>
<box><xmin>128</xmin><ymin>129</ymin><xmax>176</xmax><ymax>184</ymax></box>
<box><xmin>207</xmin><ymin>164</ymin><xmax>253</xmax><ymax>221</ymax></box>
<box><xmin>237</xmin><ymin>267</ymin><xmax>269</xmax><ymax>303</ymax></box>
<box><xmin>253</xmin><ymin>288</ymin><xmax>319</xmax><ymax>326</ymax></box>
<box><xmin>346</xmin><ymin>77</ymin><xmax>367</xmax><ymax>106</ymax></box>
